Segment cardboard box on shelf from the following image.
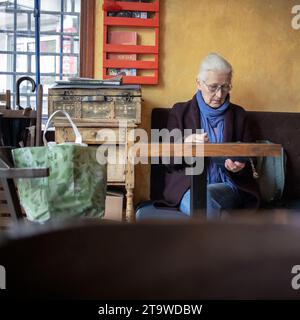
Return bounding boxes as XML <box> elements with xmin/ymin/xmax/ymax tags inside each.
<box><xmin>104</xmin><ymin>191</ymin><xmax>124</xmax><ymax>221</ymax></box>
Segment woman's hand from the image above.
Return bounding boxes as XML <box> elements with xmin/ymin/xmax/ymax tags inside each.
<box><xmin>184</xmin><ymin>133</ymin><xmax>209</xmax><ymax>143</ymax></box>
<box><xmin>225</xmin><ymin>159</ymin><xmax>245</xmax><ymax>173</ymax></box>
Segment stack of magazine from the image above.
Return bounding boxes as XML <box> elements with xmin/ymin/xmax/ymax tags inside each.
<box><xmin>53</xmin><ymin>75</ymin><xmax>123</xmax><ymax>88</ymax></box>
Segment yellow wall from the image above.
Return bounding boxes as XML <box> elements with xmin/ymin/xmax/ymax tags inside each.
<box><xmin>95</xmin><ymin>0</ymin><xmax>300</xmax><ymax>204</ymax></box>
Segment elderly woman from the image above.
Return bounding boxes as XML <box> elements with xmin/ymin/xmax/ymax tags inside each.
<box><xmin>163</xmin><ymin>53</ymin><xmax>260</xmax><ymax>218</ymax></box>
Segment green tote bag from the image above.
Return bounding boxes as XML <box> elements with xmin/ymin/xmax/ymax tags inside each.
<box><xmin>12</xmin><ymin>110</ymin><xmax>107</xmax><ymax>223</ymax></box>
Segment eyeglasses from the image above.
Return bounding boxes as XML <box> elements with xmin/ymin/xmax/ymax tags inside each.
<box><xmin>202</xmin><ymin>81</ymin><xmax>232</xmax><ymax>94</ymax></box>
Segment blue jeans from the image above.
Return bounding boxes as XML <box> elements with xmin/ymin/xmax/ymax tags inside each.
<box><xmin>179</xmin><ymin>183</ymin><xmax>243</xmax><ymax>219</ymax></box>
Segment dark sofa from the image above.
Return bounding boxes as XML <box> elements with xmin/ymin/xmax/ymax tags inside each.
<box><xmin>136</xmin><ymin>109</ymin><xmax>300</xmax><ymax>219</ymax></box>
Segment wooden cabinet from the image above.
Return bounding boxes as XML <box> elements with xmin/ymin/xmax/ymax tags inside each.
<box><xmin>48</xmin><ymin>85</ymin><xmax>141</xmax><ymax>222</ymax></box>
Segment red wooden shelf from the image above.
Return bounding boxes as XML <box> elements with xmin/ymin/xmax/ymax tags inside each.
<box><xmin>104</xmin><ymin>16</ymin><xmax>159</xmax><ymax>27</ymax></box>
<box><xmin>110</xmin><ymin>1</ymin><xmax>159</xmax><ymax>12</ymax></box>
<box><xmin>104</xmin><ymin>44</ymin><xmax>158</xmax><ymax>54</ymax></box>
<box><xmin>104</xmin><ymin>74</ymin><xmax>158</xmax><ymax>85</ymax></box>
<box><xmin>102</xmin><ymin>0</ymin><xmax>160</xmax><ymax>85</ymax></box>
<box><xmin>104</xmin><ymin>58</ymin><xmax>157</xmax><ymax>69</ymax></box>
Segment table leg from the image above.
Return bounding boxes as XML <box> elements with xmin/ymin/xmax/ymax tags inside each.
<box><xmin>190</xmin><ymin>157</ymin><xmax>208</xmax><ymax>217</ymax></box>
<box><xmin>125</xmin><ymin>187</ymin><xmax>134</xmax><ymax>222</ymax></box>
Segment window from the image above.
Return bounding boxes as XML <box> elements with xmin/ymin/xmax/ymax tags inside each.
<box><xmin>0</xmin><ymin>0</ymin><xmax>81</xmax><ymax>118</ymax></box>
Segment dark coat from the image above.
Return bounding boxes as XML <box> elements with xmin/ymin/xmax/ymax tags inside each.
<box><xmin>162</xmin><ymin>94</ymin><xmax>260</xmax><ymax>210</ymax></box>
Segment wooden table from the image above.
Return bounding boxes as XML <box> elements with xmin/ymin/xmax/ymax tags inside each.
<box><xmin>135</xmin><ymin>142</ymin><xmax>281</xmax><ymax>217</ymax></box>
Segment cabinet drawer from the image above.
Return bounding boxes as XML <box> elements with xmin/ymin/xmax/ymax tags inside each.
<box><xmin>56</xmin><ymin>127</ymin><xmax>127</xmax><ymax>144</ymax></box>
<box><xmin>95</xmin><ymin>128</ymin><xmax>126</xmax><ymax>143</ymax></box>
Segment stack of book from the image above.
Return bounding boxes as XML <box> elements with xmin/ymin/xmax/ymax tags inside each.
<box><xmin>53</xmin><ymin>75</ymin><xmax>123</xmax><ymax>88</ymax></box>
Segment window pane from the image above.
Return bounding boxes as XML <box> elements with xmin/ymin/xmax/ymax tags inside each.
<box><xmin>17</xmin><ymin>0</ymin><xmax>34</xmax><ymax>10</ymax></box>
<box><xmin>40</xmin><ymin>0</ymin><xmax>61</xmax><ymax>12</ymax></box>
<box><xmin>63</xmin><ymin>37</ymin><xmax>74</xmax><ymax>53</ymax></box>
<box><xmin>40</xmin><ymin>76</ymin><xmax>57</xmax><ymax>114</ymax></box>
<box><xmin>55</xmin><ymin>56</ymin><xmax>61</xmax><ymax>74</ymax></box>
<box><xmin>17</xmin><ymin>12</ymin><xmax>32</xmax><ymax>31</ymax></box>
<box><xmin>0</xmin><ymin>54</ymin><xmax>13</xmax><ymax>72</ymax></box>
<box><xmin>73</xmin><ymin>37</ymin><xmax>79</xmax><ymax>54</ymax></box>
<box><xmin>63</xmin><ymin>36</ymin><xmax>79</xmax><ymax>54</ymax></box>
<box><xmin>30</xmin><ymin>14</ymin><xmax>35</xmax><ymax>32</ymax></box>
<box><xmin>0</xmin><ymin>74</ymin><xmax>14</xmax><ymax>92</ymax></box>
<box><xmin>27</xmin><ymin>41</ymin><xmax>35</xmax><ymax>52</ymax></box>
<box><xmin>64</xmin><ymin>0</ymin><xmax>80</xmax><ymax>13</ymax></box>
<box><xmin>32</xmin><ymin>55</ymin><xmax>58</xmax><ymax>74</ymax></box>
<box><xmin>74</xmin><ymin>0</ymin><xmax>81</xmax><ymax>13</ymax></box>
<box><xmin>16</xmin><ymin>54</ymin><xmax>31</xmax><ymax>72</ymax></box>
<box><xmin>16</xmin><ymin>36</ymin><xmax>35</xmax><ymax>52</ymax></box>
<box><xmin>19</xmin><ymin>94</ymin><xmax>36</xmax><ymax>109</ymax></box>
<box><xmin>63</xmin><ymin>56</ymin><xmax>78</xmax><ymax>76</ymax></box>
<box><xmin>0</xmin><ymin>33</ymin><xmax>8</xmax><ymax>51</ymax></box>
<box><xmin>6</xmin><ymin>34</ymin><xmax>14</xmax><ymax>51</ymax></box>
<box><xmin>0</xmin><ymin>12</ymin><xmax>14</xmax><ymax>31</ymax></box>
<box><xmin>41</xmin><ymin>75</ymin><xmax>56</xmax><ymax>93</ymax></box>
<box><xmin>40</xmin><ymin>14</ymin><xmax>60</xmax><ymax>32</ymax></box>
<box><xmin>64</xmin><ymin>15</ymin><xmax>79</xmax><ymax>33</ymax></box>
<box><xmin>40</xmin><ymin>36</ymin><xmax>60</xmax><ymax>53</ymax></box>
<box><xmin>65</xmin><ymin>0</ymin><xmax>81</xmax><ymax>13</ymax></box>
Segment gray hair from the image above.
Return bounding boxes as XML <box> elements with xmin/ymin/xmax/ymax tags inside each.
<box><xmin>197</xmin><ymin>53</ymin><xmax>233</xmax><ymax>82</ymax></box>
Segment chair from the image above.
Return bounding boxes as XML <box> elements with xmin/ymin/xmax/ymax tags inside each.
<box><xmin>0</xmin><ymin>84</ymin><xmax>44</xmax><ymax>227</ymax></box>
<box><xmin>0</xmin><ymin>147</ymin><xmax>49</xmax><ymax>227</ymax></box>
<box><xmin>0</xmin><ymin>81</ymin><xmax>43</xmax><ymax>147</ymax></box>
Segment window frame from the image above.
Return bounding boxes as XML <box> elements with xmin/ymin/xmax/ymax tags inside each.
<box><xmin>79</xmin><ymin>0</ymin><xmax>95</xmax><ymax>78</ymax></box>
<box><xmin>0</xmin><ymin>0</ymin><xmax>84</xmax><ymax>113</ymax></box>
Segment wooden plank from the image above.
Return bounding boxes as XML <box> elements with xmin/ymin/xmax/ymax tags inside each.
<box><xmin>48</xmin><ymin>87</ymin><xmax>142</xmax><ymax>97</ymax></box>
<box><xmin>0</xmin><ymin>204</ymin><xmax>9</xmax><ymax>213</ymax></box>
<box><xmin>0</xmin><ymin>167</ymin><xmax>49</xmax><ymax>179</ymax></box>
<box><xmin>54</xmin><ymin>121</ymin><xmax>137</xmax><ymax>128</ymax></box>
<box><xmin>104</xmin><ymin>16</ymin><xmax>159</xmax><ymax>27</ymax></box>
<box><xmin>0</xmin><ymin>216</ymin><xmax>12</xmax><ymax>228</ymax></box>
<box><xmin>108</xmin><ymin>182</ymin><xmax>125</xmax><ymax>186</ymax></box>
<box><xmin>135</xmin><ymin>143</ymin><xmax>282</xmax><ymax>158</ymax></box>
<box><xmin>113</xmin><ymin>75</ymin><xmax>158</xmax><ymax>85</ymax></box>
<box><xmin>0</xmin><ymin>190</ymin><xmax>6</xmax><ymax>200</ymax></box>
<box><xmin>103</xmin><ymin>59</ymin><xmax>157</xmax><ymax>70</ymax></box>
<box><xmin>0</xmin><ymin>207</ymin><xmax>26</xmax><ymax>216</ymax></box>
<box><xmin>104</xmin><ymin>44</ymin><xmax>158</xmax><ymax>54</ymax></box>
<box><xmin>113</xmin><ymin>1</ymin><xmax>159</xmax><ymax>12</ymax></box>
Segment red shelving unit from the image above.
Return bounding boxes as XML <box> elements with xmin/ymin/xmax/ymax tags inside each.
<box><xmin>103</xmin><ymin>0</ymin><xmax>160</xmax><ymax>85</ymax></box>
